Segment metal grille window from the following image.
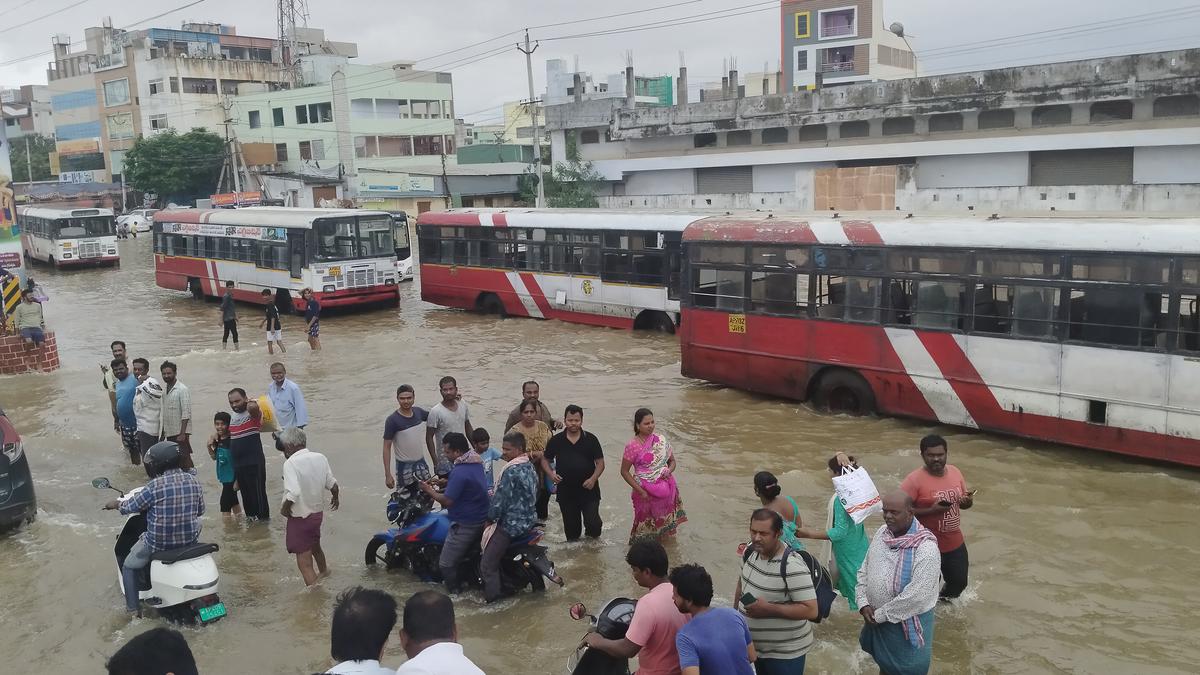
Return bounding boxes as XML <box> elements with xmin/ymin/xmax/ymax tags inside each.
<box><xmin>815</xmin><ymin>275</ymin><xmax>879</xmax><ymax>322</ymax></box>
<box><xmin>696</xmin><ymin>166</ymin><xmax>753</xmax><ymax>193</ymax></box>
<box><xmin>1030</xmin><ymin>148</ymin><xmax>1133</xmax><ymax>186</ymax></box>
<box><xmin>1068</xmin><ymin>287</ymin><xmax>1165</xmax><ymax>348</ymax></box>
<box><xmin>692</xmin><ymin>269</ymin><xmax>745</xmax><ymax>311</ymax></box>
<box><xmin>750</xmin><ymin>272</ymin><xmax>808</xmax><ymax>315</ymax></box>
<box><xmin>974</xmin><ymin>284</ymin><xmax>1060</xmax><ymax>338</ymax></box>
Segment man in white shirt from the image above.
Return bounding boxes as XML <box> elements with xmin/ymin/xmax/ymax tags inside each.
<box><xmin>327</xmin><ymin>586</ymin><xmax>398</xmax><ymax>675</ymax></box>
<box><xmin>279</xmin><ymin>427</ymin><xmax>339</xmax><ymax>586</ymax></box>
<box><xmin>425</xmin><ymin>376</ymin><xmax>472</xmax><ymax>475</ymax></box>
<box><xmin>397</xmin><ymin>591</ymin><xmax>484</xmax><ymax>674</ymax></box>
<box><xmin>268</xmin><ymin>362</ymin><xmax>310</xmax><ymax>430</ymax></box>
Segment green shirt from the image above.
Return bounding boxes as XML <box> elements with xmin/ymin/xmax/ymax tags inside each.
<box><xmin>10</xmin><ymin>301</ymin><xmax>43</xmax><ymax>331</ymax></box>
<box><xmin>827</xmin><ymin>496</ymin><xmax>870</xmax><ymax>611</ymax></box>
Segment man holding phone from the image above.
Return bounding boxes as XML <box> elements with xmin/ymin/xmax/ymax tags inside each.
<box><xmin>901</xmin><ymin>434</ymin><xmax>975</xmax><ymax>600</ymax></box>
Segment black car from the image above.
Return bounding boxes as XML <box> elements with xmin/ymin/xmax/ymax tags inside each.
<box><xmin>0</xmin><ymin>408</ymin><xmax>36</xmax><ymax>530</ymax></box>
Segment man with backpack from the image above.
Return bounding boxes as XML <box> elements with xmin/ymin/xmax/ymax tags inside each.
<box><xmin>734</xmin><ymin>508</ymin><xmax>820</xmax><ymax>674</ymax></box>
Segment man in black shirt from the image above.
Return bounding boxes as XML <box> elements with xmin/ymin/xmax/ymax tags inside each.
<box><xmin>542</xmin><ymin>404</ymin><xmax>605</xmax><ymax>541</ymax></box>
<box><xmin>259</xmin><ymin>288</ymin><xmax>286</xmax><ymax>355</ymax></box>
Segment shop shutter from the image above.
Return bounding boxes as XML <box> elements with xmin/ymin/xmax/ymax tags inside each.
<box><xmin>696</xmin><ymin>166</ymin><xmax>753</xmax><ymax>193</ymax></box>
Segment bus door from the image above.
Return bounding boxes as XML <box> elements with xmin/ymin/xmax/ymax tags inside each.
<box><xmin>663</xmin><ymin>231</ymin><xmax>683</xmax><ymax>302</ymax></box>
<box><xmin>392</xmin><ymin>214</ymin><xmax>411</xmax><ymax>260</ymax></box>
<box><xmin>288</xmin><ymin>230</ymin><xmax>306</xmax><ymax>279</ymax></box>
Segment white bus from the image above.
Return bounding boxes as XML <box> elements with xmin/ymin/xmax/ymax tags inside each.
<box><xmin>153</xmin><ymin>207</ymin><xmax>400</xmax><ymax>311</ymax></box>
<box><xmin>19</xmin><ymin>206</ymin><xmax>119</xmax><ymax>268</ymax></box>
<box><xmin>417</xmin><ymin>209</ymin><xmax>696</xmax><ymax>331</ymax></box>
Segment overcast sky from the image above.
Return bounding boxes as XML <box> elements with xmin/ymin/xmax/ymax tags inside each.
<box><xmin>1</xmin><ymin>0</ymin><xmax>1197</xmax><ymax>125</ymax></box>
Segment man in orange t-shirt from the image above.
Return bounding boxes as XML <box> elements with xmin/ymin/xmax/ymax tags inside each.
<box><xmin>901</xmin><ymin>434</ymin><xmax>975</xmax><ymax>600</ymax></box>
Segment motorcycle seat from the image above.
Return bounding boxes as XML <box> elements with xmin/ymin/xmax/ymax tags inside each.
<box><xmin>151</xmin><ymin>542</ymin><xmax>219</xmax><ymax>564</ymax></box>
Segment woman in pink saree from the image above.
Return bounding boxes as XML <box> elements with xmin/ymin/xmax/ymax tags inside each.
<box><xmin>620</xmin><ymin>408</ymin><xmax>686</xmax><ymax>542</ymax></box>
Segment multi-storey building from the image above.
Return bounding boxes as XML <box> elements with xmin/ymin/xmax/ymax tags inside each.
<box><xmin>545</xmin><ymin>48</ymin><xmax>1200</xmax><ymax>214</ymax></box>
<box><xmin>0</xmin><ymin>86</ymin><xmax>55</xmax><ymax>140</ymax></box>
<box><xmin>780</xmin><ymin>0</ymin><xmax>915</xmax><ymax>90</ymax></box>
<box><xmin>231</xmin><ymin>57</ymin><xmax>457</xmax><ymax>210</ymax></box>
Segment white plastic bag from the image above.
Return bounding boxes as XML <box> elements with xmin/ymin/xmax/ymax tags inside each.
<box><xmin>832</xmin><ymin>466</ymin><xmax>882</xmax><ymax>524</ymax></box>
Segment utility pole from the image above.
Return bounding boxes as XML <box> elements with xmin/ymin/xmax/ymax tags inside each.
<box><xmin>517</xmin><ymin>29</ymin><xmax>545</xmax><ymax>208</ymax></box>
<box><xmin>24</xmin><ymin>137</ymin><xmax>33</xmax><ymax>194</ymax></box>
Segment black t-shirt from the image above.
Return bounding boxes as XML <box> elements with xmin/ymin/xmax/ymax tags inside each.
<box><xmin>544</xmin><ymin>430</ymin><xmax>604</xmax><ymax>502</ymax></box>
<box><xmin>264</xmin><ymin>303</ymin><xmax>281</xmax><ymax>331</ymax></box>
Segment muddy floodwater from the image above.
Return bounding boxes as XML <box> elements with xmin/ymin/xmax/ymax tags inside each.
<box><xmin>2</xmin><ymin>236</ymin><xmax>1198</xmax><ymax>674</ymax></box>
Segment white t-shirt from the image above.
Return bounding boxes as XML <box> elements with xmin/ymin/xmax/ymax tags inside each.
<box><xmin>282</xmin><ymin>448</ymin><xmax>337</xmax><ymax>518</ymax></box>
<box><xmin>427</xmin><ymin>401</ymin><xmax>470</xmax><ymax>463</ymax></box>
<box><xmin>396</xmin><ymin>643</ymin><xmax>484</xmax><ymax>675</ymax></box>
<box><xmin>328</xmin><ymin>660</ymin><xmax>395</xmax><ymax>675</ymax></box>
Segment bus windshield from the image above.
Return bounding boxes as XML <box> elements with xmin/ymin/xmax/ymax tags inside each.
<box><xmin>55</xmin><ymin>217</ymin><xmax>114</xmax><ymax>238</ymax></box>
<box><xmin>314</xmin><ymin>217</ymin><xmax>394</xmax><ymax>261</ymax></box>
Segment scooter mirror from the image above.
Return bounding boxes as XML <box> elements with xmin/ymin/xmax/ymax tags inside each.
<box><xmin>569</xmin><ymin>602</ymin><xmax>587</xmax><ymax>621</ymax></box>
<box><xmin>92</xmin><ymin>477</ymin><xmax>111</xmax><ymax>490</ymax></box>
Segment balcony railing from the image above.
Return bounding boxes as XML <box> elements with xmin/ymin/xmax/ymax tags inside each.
<box><xmin>820</xmin><ymin>24</ymin><xmax>856</xmax><ymax>38</ymax></box>
<box><xmin>820</xmin><ymin>61</ymin><xmax>855</xmax><ymax>73</ymax></box>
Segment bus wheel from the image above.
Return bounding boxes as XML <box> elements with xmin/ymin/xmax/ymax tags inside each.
<box><xmin>477</xmin><ymin>293</ymin><xmax>506</xmax><ymax>317</ymax></box>
<box><xmin>812</xmin><ymin>369</ymin><xmax>876</xmax><ymax>416</ymax></box>
<box><xmin>188</xmin><ymin>278</ymin><xmax>204</xmax><ymax>299</ymax></box>
<box><xmin>635</xmin><ymin>310</ymin><xmax>676</xmax><ymax>334</ymax></box>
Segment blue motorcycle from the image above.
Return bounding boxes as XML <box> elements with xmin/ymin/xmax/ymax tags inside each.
<box><xmin>365</xmin><ymin>483</ymin><xmax>563</xmax><ymax>595</ymax></box>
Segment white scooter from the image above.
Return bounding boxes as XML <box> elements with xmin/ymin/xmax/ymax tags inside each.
<box><xmin>94</xmin><ymin>477</ymin><xmax>226</xmax><ymax>624</ymax></box>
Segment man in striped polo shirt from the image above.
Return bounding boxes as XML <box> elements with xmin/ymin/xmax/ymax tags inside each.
<box><xmin>734</xmin><ymin>508</ymin><xmax>819</xmax><ymax>674</ymax></box>
<box><xmin>227</xmin><ymin>388</ymin><xmax>270</xmax><ymax>520</ymax></box>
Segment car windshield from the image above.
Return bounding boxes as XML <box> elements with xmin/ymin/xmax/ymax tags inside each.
<box><xmin>56</xmin><ymin>217</ymin><xmax>114</xmax><ymax>238</ymax></box>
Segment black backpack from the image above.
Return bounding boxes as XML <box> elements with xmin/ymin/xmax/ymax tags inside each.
<box><xmin>742</xmin><ymin>545</ymin><xmax>837</xmax><ymax>623</ymax></box>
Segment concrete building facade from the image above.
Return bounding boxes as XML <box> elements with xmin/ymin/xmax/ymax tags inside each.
<box><xmin>780</xmin><ymin>0</ymin><xmax>915</xmax><ymax>90</ymax></box>
<box><xmin>544</xmin><ymin>49</ymin><xmax>1200</xmax><ymax>215</ymax></box>
<box><xmin>0</xmin><ymin>86</ymin><xmax>55</xmax><ymax>139</ymax></box>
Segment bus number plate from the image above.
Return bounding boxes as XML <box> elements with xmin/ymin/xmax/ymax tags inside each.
<box><xmin>728</xmin><ymin>314</ymin><xmax>746</xmax><ymax>334</ymax></box>
<box><xmin>329</xmin><ymin>266</ymin><xmax>341</xmax><ymax>277</ymax></box>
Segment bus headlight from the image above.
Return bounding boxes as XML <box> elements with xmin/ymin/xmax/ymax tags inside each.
<box><xmin>322</xmin><ymin>285</ymin><xmax>336</xmax><ymax>293</ymax></box>
<box><xmin>62</xmin><ymin>253</ymin><xmax>72</xmax><ymax>259</ymax></box>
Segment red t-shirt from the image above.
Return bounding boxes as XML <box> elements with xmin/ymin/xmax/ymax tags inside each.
<box><xmin>625</xmin><ymin>581</ymin><xmax>690</xmax><ymax>675</ymax></box>
<box><xmin>901</xmin><ymin>464</ymin><xmax>967</xmax><ymax>553</ymax></box>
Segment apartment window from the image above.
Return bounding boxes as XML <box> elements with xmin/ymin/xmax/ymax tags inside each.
<box><xmin>882</xmin><ymin>117</ymin><xmax>915</xmax><ymax>136</ymax></box>
<box><xmin>444</xmin><ymin>136</ymin><xmax>455</xmax><ymax>154</ymax></box>
<box><xmin>149</xmin><ymin>114</ymin><xmax>168</xmax><ymax>131</ymax></box>
<box><xmin>181</xmin><ymin>78</ymin><xmax>217</xmax><ymax>94</ymax></box>
<box><xmin>310</xmin><ymin>139</ymin><xmax>325</xmax><ymax>160</ymax></box>
<box><xmin>103</xmin><ymin>78</ymin><xmax>130</xmax><ymax>107</ymax></box>
<box><xmin>762</xmin><ymin>127</ymin><xmax>789</xmax><ymax>144</ymax></box>
<box><xmin>295</xmin><ymin>105</ymin><xmax>308</xmax><ymax>124</ymax></box>
<box><xmin>296</xmin><ymin>102</ymin><xmax>333</xmax><ymax>124</ymax></box>
<box><xmin>796</xmin><ymin>50</ymin><xmax>809</xmax><ymax>72</ymax></box>
<box><xmin>299</xmin><ymin>141</ymin><xmax>313</xmax><ymax>160</ymax></box>
<box><xmin>726</xmin><ymin>130</ymin><xmax>752</xmax><ymax>146</ymax></box>
<box><xmin>798</xmin><ymin>124</ymin><xmax>827</xmax><ymax>142</ymax></box>
<box><xmin>220</xmin><ymin>80</ymin><xmax>244</xmax><ymax>95</ymax></box>
<box><xmin>1032</xmin><ymin>104</ymin><xmax>1072</xmax><ymax>127</ymax></box>
<box><xmin>794</xmin><ymin>11</ymin><xmax>810</xmax><ymax>38</ymax></box>
<box><xmin>929</xmin><ymin>113</ymin><xmax>963</xmax><ymax>133</ymax></box>
<box><xmin>978</xmin><ymin>109</ymin><xmax>1015</xmax><ymax>129</ymax></box>
<box><xmin>275</xmin><ymin>143</ymin><xmax>289</xmax><ymax>162</ymax></box>
<box><xmin>355</xmin><ymin>136</ymin><xmax>379</xmax><ymax>158</ymax></box>
<box><xmin>148</xmin><ymin>79</ymin><xmax>164</xmax><ymax>96</ymax></box>
<box><xmin>694</xmin><ymin>132</ymin><xmax>717</xmax><ymax>148</ymax></box>
<box><xmin>840</xmin><ymin>120</ymin><xmax>869</xmax><ymax>138</ymax></box>
<box><xmin>818</xmin><ymin>7</ymin><xmax>857</xmax><ymax>39</ymax></box>
<box><xmin>248</xmin><ymin>110</ymin><xmax>261</xmax><ymax>129</ymax></box>
<box><xmin>821</xmin><ymin>46</ymin><xmax>856</xmax><ymax>73</ymax></box>
<box><xmin>413</xmin><ymin>135</ymin><xmax>444</xmax><ymax>156</ymax></box>
<box><xmin>377</xmin><ymin>136</ymin><xmax>413</xmax><ymax>157</ymax></box>
<box><xmin>1153</xmin><ymin>94</ymin><xmax>1199</xmax><ymax>118</ymax></box>
<box><xmin>1090</xmin><ymin>100</ymin><xmax>1133</xmax><ymax>123</ymax></box>
<box><xmin>169</xmin><ymin>77</ymin><xmax>179</xmax><ymax>94</ymax></box>
<box><xmin>272</xmin><ymin>107</ymin><xmax>284</xmax><ymax>126</ymax></box>
<box><xmin>580</xmin><ymin>129</ymin><xmax>600</xmax><ymax>144</ymax></box>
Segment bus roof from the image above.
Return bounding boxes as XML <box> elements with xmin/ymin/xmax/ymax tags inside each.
<box><xmin>17</xmin><ymin>206</ymin><xmax>114</xmax><ymax>218</ymax></box>
<box><xmin>684</xmin><ymin>214</ymin><xmax>1200</xmax><ymax>255</ymax></box>
<box><xmin>418</xmin><ymin>208</ymin><xmax>706</xmax><ymax>232</ymax></box>
<box><xmin>156</xmin><ymin>207</ymin><xmax>391</xmax><ymax>229</ymax></box>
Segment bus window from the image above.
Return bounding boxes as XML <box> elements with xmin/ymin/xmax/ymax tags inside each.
<box><xmin>845</xmin><ymin>277</ymin><xmax>881</xmax><ymax>323</ymax></box>
<box><xmin>815</xmin><ymin>275</ymin><xmax>846</xmax><ymax>319</ymax></box>
<box><xmin>1068</xmin><ymin>287</ymin><xmax>1164</xmax><ymax>347</ymax></box>
<box><xmin>912</xmin><ymin>281</ymin><xmax>965</xmax><ymax>330</ymax></box>
<box><xmin>1072</xmin><ymin>255</ymin><xmax>1169</xmax><ymax>284</ymax></box>
<box><xmin>578</xmin><ymin>246</ymin><xmax>600</xmax><ymax>276</ymax></box>
<box><xmin>975</xmin><ymin>285</ymin><xmax>1060</xmax><ymax>338</ymax></box>
<box><xmin>289</xmin><ymin>231</ymin><xmax>306</xmax><ymax>278</ymax></box>
<box><xmin>691</xmin><ymin>269</ymin><xmax>745</xmax><ymax>311</ymax></box>
<box><xmin>629</xmin><ymin>252</ymin><xmax>663</xmax><ymax>285</ymax></box>
<box><xmin>602</xmin><ymin>251</ymin><xmax>631</xmax><ymax>281</ymax></box>
<box><xmin>691</xmin><ymin>244</ymin><xmax>745</xmax><ymax>265</ymax></box>
<box><xmin>750</xmin><ymin>271</ymin><xmax>806</xmax><ymax>315</ymax></box>
<box><xmin>976</xmin><ymin>252</ymin><xmax>1061</xmax><ymax>278</ymax></box>
<box><xmin>889</xmin><ymin>250</ymin><xmax>969</xmax><ymax>275</ymax></box>
<box><xmin>315</xmin><ymin>218</ymin><xmax>358</xmax><ymax>260</ymax></box>
<box><xmin>1180</xmin><ymin>294</ymin><xmax>1200</xmax><ymax>352</ymax></box>
<box><xmin>752</xmin><ymin>246</ymin><xmax>808</xmax><ymax>269</ymax></box>
<box><xmin>357</xmin><ymin>216</ymin><xmax>395</xmax><ymax>258</ymax></box>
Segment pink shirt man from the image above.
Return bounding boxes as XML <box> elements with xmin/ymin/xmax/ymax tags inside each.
<box><xmin>625</xmin><ymin>582</ymin><xmax>690</xmax><ymax>675</ymax></box>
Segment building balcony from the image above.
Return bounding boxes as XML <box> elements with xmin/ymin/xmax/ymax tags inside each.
<box><xmin>820</xmin><ymin>61</ymin><xmax>855</xmax><ymax>73</ymax></box>
<box><xmin>820</xmin><ymin>24</ymin><xmax>856</xmax><ymax>38</ymax></box>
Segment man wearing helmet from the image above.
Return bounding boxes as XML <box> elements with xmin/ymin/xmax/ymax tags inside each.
<box><xmin>104</xmin><ymin>441</ymin><xmax>205</xmax><ymax>615</ymax></box>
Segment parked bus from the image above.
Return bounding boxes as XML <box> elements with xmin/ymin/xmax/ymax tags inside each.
<box><xmin>153</xmin><ymin>207</ymin><xmax>400</xmax><ymax>311</ymax></box>
<box><xmin>679</xmin><ymin>213</ymin><xmax>1200</xmax><ymax>467</ymax></box>
<box><xmin>416</xmin><ymin>209</ymin><xmax>699</xmax><ymax>331</ymax></box>
<box><xmin>18</xmin><ymin>206</ymin><xmax>119</xmax><ymax>268</ymax></box>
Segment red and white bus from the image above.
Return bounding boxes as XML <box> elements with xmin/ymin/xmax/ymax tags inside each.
<box><xmin>19</xmin><ymin>206</ymin><xmax>119</xmax><ymax>268</ymax></box>
<box><xmin>153</xmin><ymin>207</ymin><xmax>400</xmax><ymax>310</ymax></box>
<box><xmin>679</xmin><ymin>213</ymin><xmax>1200</xmax><ymax>467</ymax></box>
<box><xmin>417</xmin><ymin>209</ymin><xmax>699</xmax><ymax>331</ymax></box>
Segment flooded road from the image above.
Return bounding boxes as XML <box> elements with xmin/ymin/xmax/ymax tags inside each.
<box><xmin>2</xmin><ymin>235</ymin><xmax>1199</xmax><ymax>674</ymax></box>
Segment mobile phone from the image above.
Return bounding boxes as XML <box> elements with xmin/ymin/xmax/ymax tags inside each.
<box><xmin>937</xmin><ymin>500</ymin><xmax>952</xmax><ymax>507</ymax></box>
<box><xmin>966</xmin><ymin>489</ymin><xmax>978</xmax><ymax>497</ymax></box>
<box><xmin>740</xmin><ymin>592</ymin><xmax>756</xmax><ymax>607</ymax></box>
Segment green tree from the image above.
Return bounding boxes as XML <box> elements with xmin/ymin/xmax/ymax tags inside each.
<box><xmin>520</xmin><ymin>135</ymin><xmax>604</xmax><ymax>208</ymax></box>
<box><xmin>122</xmin><ymin>128</ymin><xmax>225</xmax><ymax>203</ymax></box>
<box><xmin>6</xmin><ymin>134</ymin><xmax>55</xmax><ymax>183</ymax></box>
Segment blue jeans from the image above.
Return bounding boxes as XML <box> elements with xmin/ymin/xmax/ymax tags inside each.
<box><xmin>121</xmin><ymin>535</ymin><xmax>152</xmax><ymax>612</ymax></box>
<box><xmin>755</xmin><ymin>655</ymin><xmax>807</xmax><ymax>675</ymax></box>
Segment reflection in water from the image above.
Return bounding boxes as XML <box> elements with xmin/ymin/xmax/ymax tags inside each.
<box><xmin>1</xmin><ymin>238</ymin><xmax>1199</xmax><ymax>674</ymax></box>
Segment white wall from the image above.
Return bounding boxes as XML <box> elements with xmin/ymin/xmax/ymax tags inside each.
<box><xmin>753</xmin><ymin>163</ymin><xmax>802</xmax><ymax>192</ymax></box>
<box><xmin>916</xmin><ymin>152</ymin><xmax>1029</xmax><ymax>188</ymax></box>
<box><xmin>624</xmin><ymin>168</ymin><xmax>695</xmax><ymax>195</ymax></box>
<box><xmin>1135</xmin><ymin>145</ymin><xmax>1200</xmax><ymax>184</ymax></box>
